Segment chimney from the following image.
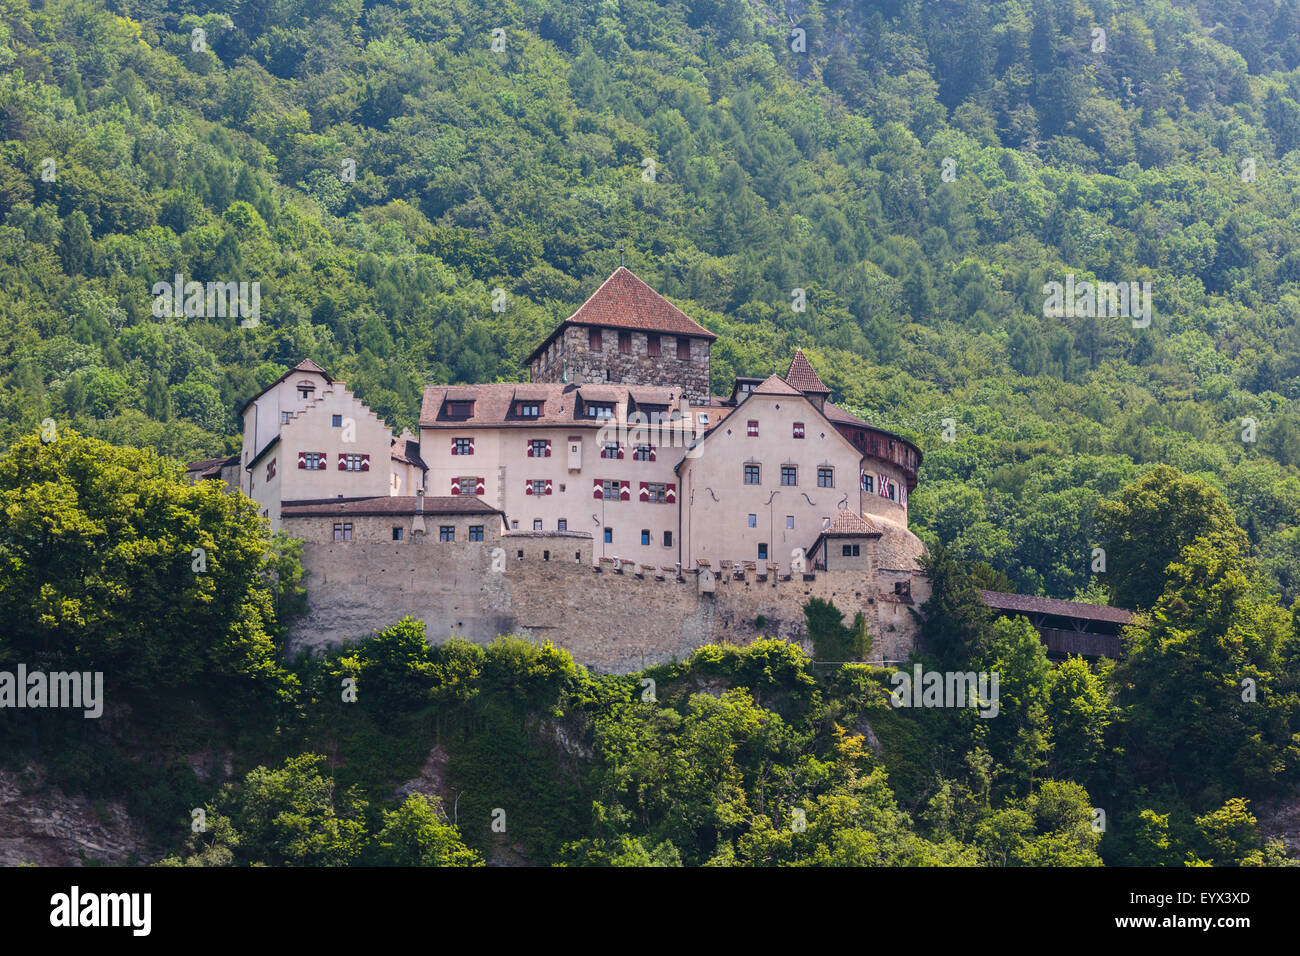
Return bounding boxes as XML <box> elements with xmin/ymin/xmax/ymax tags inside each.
<box><xmin>412</xmin><ymin>487</ymin><xmax>426</xmax><ymax>537</ymax></box>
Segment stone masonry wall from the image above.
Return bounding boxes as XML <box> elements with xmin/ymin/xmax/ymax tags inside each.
<box><xmin>287</xmin><ymin>537</ymin><xmax>925</xmax><ymax>671</ymax></box>
<box><xmin>532</xmin><ymin>326</ymin><xmax>712</xmax><ymax>406</ymax></box>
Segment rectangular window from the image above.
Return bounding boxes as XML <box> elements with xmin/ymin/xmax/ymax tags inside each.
<box><xmin>332</xmin><ymin>414</ymin><xmax>343</xmax><ymax>427</ymax></box>
<box><xmin>588</xmin><ymin>402</ymin><xmax>614</xmax><ymax>419</ymax></box>
<box><xmin>589</xmin><ymin>328</ymin><xmax>602</xmax><ymax>351</ymax></box>
<box><xmin>677</xmin><ymin>338</ymin><xmax>690</xmax><ymax>360</ymax></box>
<box><xmin>641</xmin><ymin>529</ymin><xmax>650</xmax><ymax>546</ymax></box>
<box><xmin>818</xmin><ymin>467</ymin><xmax>834</xmax><ymax>488</ymax></box>
<box><xmin>747</xmin><ymin>514</ymin><xmax>757</xmax><ymax>528</ymax></box>
<box><xmin>602</xmin><ymin>479</ymin><xmax>620</xmax><ymax>501</ymax></box>
<box><xmin>332</xmin><ymin>522</ymin><xmax>353</xmax><ymax>542</ymax></box>
<box><xmin>393</xmin><ymin>527</ymin><xmax>404</xmax><ymax>541</ymax></box>
<box><xmin>603</xmin><ymin>527</ymin><xmax>613</xmax><ymax>543</ymax></box>
<box><xmin>786</xmin><ymin>515</ymin><xmax>794</xmax><ymax>529</ymax></box>
<box><xmin>454</xmin><ymin>437</ymin><xmax>473</xmax><ymax>455</ymax></box>
<box><xmin>533</xmin><ymin>519</ymin><xmax>543</xmax><ymax>531</ymax></box>
<box><xmin>862</xmin><ymin>474</ymin><xmax>874</xmax><ymax>494</ymax></box>
<box><xmin>518</xmin><ymin>403</ymin><xmax>541</xmax><ymax>417</ymax></box>
<box><xmin>280</xmin><ymin>411</ymin><xmax>291</xmax><ymax>424</ymax></box>
<box><xmin>663</xmin><ymin>531</ymin><xmax>673</xmax><ymax>547</ymax></box>
<box><xmin>647</xmin><ymin>482</ymin><xmax>667</xmax><ymax>503</ymax></box>
<box><xmin>469</xmin><ymin>525</ymin><xmax>484</xmax><ymax>542</ymax></box>
<box><xmin>530</xmin><ymin>439</ymin><xmax>547</xmax><ymax>457</ymax></box>
<box><xmin>747</xmin><ymin>420</ymin><xmax>759</xmax><ymax>437</ymax></box>
<box><xmin>345</xmin><ymin>454</ymin><xmax>365</xmax><ymax>472</ymax></box>
<box><xmin>634</xmin><ymin>444</ymin><xmax>653</xmax><ymax>462</ymax></box>
<box><xmin>697</xmin><ymin>412</ymin><xmax>709</xmax><ymax>425</ymax></box>
<box><xmin>793</xmin><ymin>422</ymin><xmax>805</xmax><ymax>439</ymax></box>
<box><xmin>647</xmin><ymin>335</ymin><xmax>661</xmax><ymax>357</ymax></box>
<box><xmin>758</xmin><ymin>543</ymin><xmax>768</xmax><ymax>561</ymax></box>
<box><xmin>303</xmin><ymin>452</ymin><xmax>325</xmax><ymax>470</ymax></box>
<box><xmin>744</xmin><ymin>464</ymin><xmax>760</xmax><ymax>485</ymax></box>
<box><xmin>602</xmin><ymin>442</ymin><xmax>619</xmax><ymax>459</ymax></box>
<box><xmin>439</xmin><ymin>526</ymin><xmax>455</xmax><ymax>542</ymax></box>
<box><xmin>447</xmin><ymin>401</ymin><xmax>474</xmax><ymax>417</ymax></box>
<box><xmin>781</xmin><ymin>466</ymin><xmax>797</xmax><ymax>486</ymax></box>
<box><xmin>532</xmin><ymin>480</ymin><xmax>546</xmax><ymax>497</ymax></box>
<box><xmin>557</xmin><ymin>519</ymin><xmax>567</xmax><ymax>531</ymax></box>
<box><xmin>618</xmin><ymin>330</ymin><xmax>631</xmax><ymax>353</ymax></box>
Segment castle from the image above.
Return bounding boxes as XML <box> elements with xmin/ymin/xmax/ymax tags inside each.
<box><xmin>189</xmin><ymin>267</ymin><xmax>938</xmax><ymax>669</ymax></box>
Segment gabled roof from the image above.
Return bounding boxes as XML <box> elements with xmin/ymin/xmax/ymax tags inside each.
<box><xmin>978</xmin><ymin>590</ymin><xmax>1134</xmax><ymax>625</ymax></box>
<box><xmin>185</xmin><ymin>455</ymin><xmax>239</xmax><ymax>478</ymax></box>
<box><xmin>525</xmin><ymin>267</ymin><xmax>716</xmax><ymax>364</ymax></box>
<box><xmin>820</xmin><ymin>509</ymin><xmax>881</xmax><ymax>537</ymax></box>
<box><xmin>750</xmin><ymin>374</ymin><xmax>803</xmax><ymax>397</ymax></box>
<box><xmin>822</xmin><ymin>401</ymin><xmax>869</xmax><ymax>428</ymax></box>
<box><xmin>785</xmin><ymin>350</ymin><xmax>830</xmax><ymax>394</ymax></box>
<box><xmin>390</xmin><ymin>436</ymin><xmax>427</xmax><ymax>470</ymax></box>
<box><xmin>238</xmin><ymin>359</ymin><xmax>335</xmax><ymax>415</ymax></box>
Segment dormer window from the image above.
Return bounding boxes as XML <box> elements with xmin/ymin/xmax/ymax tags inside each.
<box><xmin>587</xmin><ymin>402</ymin><xmax>614</xmax><ymax>420</ymax></box>
<box><xmin>518</xmin><ymin>402</ymin><xmax>541</xmax><ymax>417</ymax></box>
<box><xmin>446</xmin><ymin>400</ymin><xmax>475</xmax><ymax>418</ymax></box>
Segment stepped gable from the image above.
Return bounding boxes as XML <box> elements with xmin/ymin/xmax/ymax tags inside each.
<box><xmin>238</xmin><ymin>358</ymin><xmax>334</xmax><ymax>415</ymax></box>
<box><xmin>784</xmin><ymin>349</ymin><xmax>830</xmax><ymax>395</ymax></box>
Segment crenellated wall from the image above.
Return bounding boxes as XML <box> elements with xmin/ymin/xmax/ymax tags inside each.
<box><xmin>286</xmin><ymin>535</ymin><xmax>926</xmax><ymax>672</ymax></box>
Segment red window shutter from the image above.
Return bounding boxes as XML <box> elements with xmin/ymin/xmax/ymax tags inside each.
<box><xmin>475</xmin><ymin>477</ymin><xmax>485</xmax><ymax>496</ymax></box>
<box><xmin>617</xmin><ymin>445</ymin><xmax>624</xmax><ymax>460</ymax></box>
<box><xmin>360</xmin><ymin>454</ymin><xmax>370</xmax><ymax>471</ymax></box>
<box><xmin>338</xmin><ymin>453</ymin><xmax>347</xmax><ymax>470</ymax></box>
<box><xmin>619</xmin><ymin>483</ymin><xmax>630</xmax><ymax>501</ymax></box>
<box><xmin>525</xmin><ymin>480</ymin><xmax>534</xmax><ymax>495</ymax></box>
<box><xmin>468</xmin><ymin>437</ymin><xmax>474</xmax><ymax>455</ymax></box>
<box><xmin>544</xmin><ymin>440</ymin><xmax>551</xmax><ymax>457</ymax></box>
<box><xmin>593</xmin><ymin>480</ymin><xmax>603</xmax><ymax>500</ymax></box>
<box><xmin>319</xmin><ymin>452</ymin><xmax>327</xmax><ymax>469</ymax></box>
<box><xmin>451</xmin><ymin>477</ymin><xmax>461</xmax><ymax>495</ymax></box>
<box><xmin>747</xmin><ymin>420</ymin><xmax>758</xmax><ymax>437</ymax></box>
<box><xmin>297</xmin><ymin>452</ymin><xmax>306</xmax><ymax>469</ymax></box>
<box><xmin>527</xmin><ymin>441</ymin><xmax>534</xmax><ymax>457</ymax></box>
<box><xmin>639</xmin><ymin>482</ymin><xmax>649</xmax><ymax>502</ymax></box>
<box><xmin>451</xmin><ymin>438</ymin><xmax>458</xmax><ymax>455</ymax></box>
<box><xmin>666</xmin><ymin>483</ymin><xmax>677</xmax><ymax>503</ymax></box>
<box><xmin>545</xmin><ymin>479</ymin><xmax>553</xmax><ymax>495</ymax></box>
<box><xmin>649</xmin><ymin>445</ymin><xmax>657</xmax><ymax>462</ymax></box>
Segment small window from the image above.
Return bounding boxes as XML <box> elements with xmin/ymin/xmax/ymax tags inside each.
<box><xmin>519</xmin><ymin>402</ymin><xmax>541</xmax><ymax>417</ymax></box>
<box><xmin>531</xmin><ymin>479</ymin><xmax>546</xmax><ymax>496</ymax></box>
<box><xmin>589</xmin><ymin>328</ymin><xmax>602</xmax><ymax>351</ymax></box>
<box><xmin>747</xmin><ymin>514</ymin><xmax>757</xmax><ymax>528</ymax></box>
<box><xmin>677</xmin><ymin>338</ymin><xmax>690</xmax><ymax>360</ymax></box>
<box><xmin>663</xmin><ymin>530</ymin><xmax>672</xmax><ymax>547</ymax></box>
<box><xmin>697</xmin><ymin>412</ymin><xmax>709</xmax><ymax>425</ymax></box>
<box><xmin>786</xmin><ymin>515</ymin><xmax>794</xmax><ymax>529</ymax></box>
<box><xmin>602</xmin><ymin>441</ymin><xmax>619</xmax><ymax>459</ymax></box>
<box><xmin>511</xmin><ymin>520</ymin><xmax>519</xmax><ymax>529</ymax></box>
<box><xmin>336</xmin><ymin>522</ymin><xmax>353</xmax><ymax>541</ymax></box>
<box><xmin>602</xmin><ymin>479</ymin><xmax>621</xmax><ymax>500</ymax></box>
<box><xmin>303</xmin><ymin>452</ymin><xmax>325</xmax><ymax>470</ymax></box>
<box><xmin>588</xmin><ymin>402</ymin><xmax>615</xmax><ymax>419</ymax></box>
<box><xmin>393</xmin><ymin>527</ymin><xmax>404</xmax><ymax>541</ymax></box>
<box><xmin>469</xmin><ymin>525</ymin><xmax>484</xmax><ymax>541</ymax></box>
<box><xmin>454</xmin><ymin>437</ymin><xmax>473</xmax><ymax>455</ymax></box>
<box><xmin>280</xmin><ymin>411</ymin><xmax>292</xmax><ymax>424</ymax></box>
<box><xmin>744</xmin><ymin>464</ymin><xmax>760</xmax><ymax>485</ymax></box>
<box><xmin>533</xmin><ymin>519</ymin><xmax>543</xmax><ymax>531</ymax></box>
<box><xmin>530</xmin><ymin>439</ymin><xmax>547</xmax><ymax>457</ymax></box>
<box><xmin>647</xmin><ymin>482</ymin><xmax>667</xmax><ymax>503</ymax></box>
<box><xmin>781</xmin><ymin>466</ymin><xmax>797</xmax><ymax>486</ymax></box>
<box><xmin>641</xmin><ymin>529</ymin><xmax>651</xmax><ymax>546</ymax></box>
<box><xmin>647</xmin><ymin>335</ymin><xmax>660</xmax><ymax>357</ymax></box>
<box><xmin>558</xmin><ymin>519</ymin><xmax>567</xmax><ymax>531</ymax></box>
<box><xmin>298</xmin><ymin>385</ymin><xmax>314</xmax><ymax>399</ymax></box>
<box><xmin>618</xmin><ymin>330</ymin><xmax>631</xmax><ymax>353</ymax></box>
<box><xmin>603</xmin><ymin>527</ymin><xmax>613</xmax><ymax>543</ymax></box>
<box><xmin>332</xmin><ymin>414</ymin><xmax>343</xmax><ymax>427</ymax></box>
<box><xmin>841</xmin><ymin>544</ymin><xmax>861</xmax><ymax>557</ymax></box>
<box><xmin>747</xmin><ymin>420</ymin><xmax>758</xmax><ymax>438</ymax></box>
<box><xmin>758</xmin><ymin>543</ymin><xmax>768</xmax><ymax>561</ymax></box>
<box><xmin>439</xmin><ymin>526</ymin><xmax>456</xmax><ymax>542</ymax></box>
<box><xmin>793</xmin><ymin>422</ymin><xmax>805</xmax><ymax>439</ymax></box>
<box><xmin>862</xmin><ymin>474</ymin><xmax>875</xmax><ymax>494</ymax></box>
<box><xmin>817</xmin><ymin>467</ymin><xmax>834</xmax><ymax>488</ymax></box>
<box><xmin>634</xmin><ymin>444</ymin><xmax>653</xmax><ymax>461</ymax></box>
<box><xmin>345</xmin><ymin>454</ymin><xmax>365</xmax><ymax>472</ymax></box>
<box><xmin>543</xmin><ymin>550</ymin><xmax>550</xmax><ymax>561</ymax></box>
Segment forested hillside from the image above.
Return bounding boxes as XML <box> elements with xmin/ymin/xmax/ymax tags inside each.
<box><xmin>3</xmin><ymin>0</ymin><xmax>1300</xmax><ymax>600</ymax></box>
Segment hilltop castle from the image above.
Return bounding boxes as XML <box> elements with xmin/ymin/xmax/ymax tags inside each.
<box><xmin>191</xmin><ymin>267</ymin><xmax>935</xmax><ymax>668</ymax></box>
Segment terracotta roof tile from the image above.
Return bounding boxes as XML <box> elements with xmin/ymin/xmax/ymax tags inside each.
<box><xmin>750</xmin><ymin>374</ymin><xmax>803</xmax><ymax>397</ymax></box>
<box><xmin>525</xmin><ymin>267</ymin><xmax>715</xmax><ymax>363</ymax></box>
<box><xmin>420</xmin><ymin>382</ymin><xmax>705</xmax><ymax>430</ymax></box>
<box><xmin>822</xmin><ymin>400</ymin><xmax>869</xmax><ymax>428</ymax></box>
<box><xmin>785</xmin><ymin>350</ymin><xmax>830</xmax><ymax>393</ymax></box>
<box><xmin>281</xmin><ymin>496</ymin><xmax>499</xmax><ymax>517</ymax></box>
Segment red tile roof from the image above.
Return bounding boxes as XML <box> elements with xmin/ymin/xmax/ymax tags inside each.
<box><xmin>281</xmin><ymin>496</ymin><xmax>499</xmax><ymax>517</ymax></box>
<box><xmin>785</xmin><ymin>350</ymin><xmax>830</xmax><ymax>393</ymax></box>
<box><xmin>822</xmin><ymin>400</ymin><xmax>869</xmax><ymax>428</ymax></box>
<box><xmin>750</xmin><ymin>374</ymin><xmax>803</xmax><ymax>397</ymax></box>
<box><xmin>978</xmin><ymin>590</ymin><xmax>1135</xmax><ymax>625</ymax></box>
<box><xmin>390</xmin><ymin>437</ymin><xmax>427</xmax><ymax>469</ymax></box>
<box><xmin>525</xmin><ymin>267</ymin><xmax>715</xmax><ymax>363</ymax></box>
<box><xmin>185</xmin><ymin>455</ymin><xmax>238</xmax><ymax>477</ymax></box>
<box><xmin>420</xmin><ymin>382</ymin><xmax>702</xmax><ymax>430</ymax></box>
<box><xmin>819</xmin><ymin>509</ymin><xmax>881</xmax><ymax>536</ymax></box>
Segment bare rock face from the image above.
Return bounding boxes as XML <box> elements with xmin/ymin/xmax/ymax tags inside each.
<box><xmin>0</xmin><ymin>765</ymin><xmax>160</xmax><ymax>866</ymax></box>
